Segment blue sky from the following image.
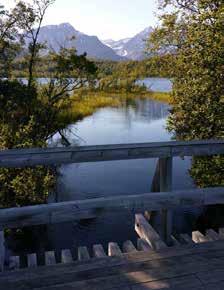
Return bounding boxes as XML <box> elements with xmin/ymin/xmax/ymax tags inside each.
<box><xmin>2</xmin><ymin>0</ymin><xmax>159</xmax><ymax>40</ymax></box>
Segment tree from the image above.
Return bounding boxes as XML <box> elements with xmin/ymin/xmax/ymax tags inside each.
<box><xmin>149</xmin><ymin>0</ymin><xmax>224</xmax><ymax>187</ymax></box>
<box><xmin>12</xmin><ymin>0</ymin><xmax>55</xmax><ymax>88</ymax></box>
<box><xmin>0</xmin><ymin>1</ymin><xmax>97</xmax><ymax>208</ymax></box>
<box><xmin>0</xmin><ymin>3</ymin><xmax>22</xmax><ymax>77</ymax></box>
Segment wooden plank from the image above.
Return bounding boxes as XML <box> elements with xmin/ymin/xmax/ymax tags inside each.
<box><xmin>131</xmin><ymin>274</ymin><xmax>203</xmax><ymax>290</ymax></box>
<box><xmin>108</xmin><ymin>243</ymin><xmax>122</xmax><ymax>256</ymax></box>
<box><xmin>1</xmin><ymin>187</ymin><xmax>224</xmax><ymax>229</ymax></box>
<box><xmin>219</xmin><ymin>228</ymin><xmax>224</xmax><ymax>238</ymax></box>
<box><xmin>5</xmin><ymin>252</ymin><xmax>224</xmax><ymax>290</ymax></box>
<box><xmin>9</xmin><ymin>256</ymin><xmax>20</xmax><ymax>270</ymax></box>
<box><xmin>61</xmin><ymin>249</ymin><xmax>73</xmax><ymax>264</ymax></box>
<box><xmin>0</xmin><ymin>139</ymin><xmax>224</xmax><ymax>168</ymax></box>
<box><xmin>123</xmin><ymin>241</ymin><xmax>137</xmax><ymax>253</ymax></box>
<box><xmin>78</xmin><ymin>247</ymin><xmax>90</xmax><ymax>261</ymax></box>
<box><xmin>179</xmin><ymin>234</ymin><xmax>194</xmax><ymax>245</ymax></box>
<box><xmin>2</xmin><ymin>240</ymin><xmax>224</xmax><ymax>289</ymax></box>
<box><xmin>192</xmin><ymin>231</ymin><xmax>211</xmax><ymax>243</ymax></box>
<box><xmin>206</xmin><ymin>229</ymin><xmax>220</xmax><ymax>241</ymax></box>
<box><xmin>93</xmin><ymin>245</ymin><xmax>106</xmax><ymax>258</ymax></box>
<box><xmin>45</xmin><ymin>251</ymin><xmax>56</xmax><ymax>266</ymax></box>
<box><xmin>0</xmin><ymin>231</ymin><xmax>5</xmax><ymax>272</ymax></box>
<box><xmin>27</xmin><ymin>253</ymin><xmax>37</xmax><ymax>268</ymax></box>
<box><xmin>137</xmin><ymin>239</ymin><xmax>153</xmax><ymax>252</ymax></box>
<box><xmin>135</xmin><ymin>214</ymin><xmax>167</xmax><ymax>250</ymax></box>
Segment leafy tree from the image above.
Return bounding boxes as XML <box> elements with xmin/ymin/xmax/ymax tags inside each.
<box><xmin>0</xmin><ymin>1</ymin><xmax>97</xmax><ymax>208</ymax></box>
<box><xmin>149</xmin><ymin>0</ymin><xmax>224</xmax><ymax>187</ymax></box>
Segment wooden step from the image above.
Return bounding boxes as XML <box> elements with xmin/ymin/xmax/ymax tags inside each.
<box><xmin>123</xmin><ymin>240</ymin><xmax>137</xmax><ymax>253</ymax></box>
<box><xmin>93</xmin><ymin>244</ymin><xmax>106</xmax><ymax>258</ymax></box>
<box><xmin>135</xmin><ymin>214</ymin><xmax>167</xmax><ymax>250</ymax></box>
<box><xmin>192</xmin><ymin>231</ymin><xmax>210</xmax><ymax>243</ymax></box>
<box><xmin>179</xmin><ymin>234</ymin><xmax>194</xmax><ymax>245</ymax></box>
<box><xmin>27</xmin><ymin>254</ymin><xmax>37</xmax><ymax>268</ymax></box>
<box><xmin>137</xmin><ymin>238</ymin><xmax>153</xmax><ymax>252</ymax></box>
<box><xmin>61</xmin><ymin>249</ymin><xmax>73</xmax><ymax>264</ymax></box>
<box><xmin>206</xmin><ymin>229</ymin><xmax>220</xmax><ymax>241</ymax></box>
<box><xmin>108</xmin><ymin>243</ymin><xmax>122</xmax><ymax>256</ymax></box>
<box><xmin>78</xmin><ymin>247</ymin><xmax>90</xmax><ymax>261</ymax></box>
<box><xmin>45</xmin><ymin>251</ymin><xmax>56</xmax><ymax>266</ymax></box>
<box><xmin>0</xmin><ymin>231</ymin><xmax>5</xmax><ymax>272</ymax></box>
<box><xmin>9</xmin><ymin>256</ymin><xmax>20</xmax><ymax>270</ymax></box>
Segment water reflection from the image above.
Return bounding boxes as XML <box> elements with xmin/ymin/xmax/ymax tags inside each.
<box><xmin>47</xmin><ymin>98</ymin><xmax>200</xmax><ymax>253</ymax></box>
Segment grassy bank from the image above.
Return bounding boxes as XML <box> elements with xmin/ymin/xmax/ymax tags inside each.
<box><xmin>59</xmin><ymin>90</ymin><xmax>172</xmax><ymax>125</ymax></box>
<box><xmin>149</xmin><ymin>92</ymin><xmax>172</xmax><ymax>104</ymax></box>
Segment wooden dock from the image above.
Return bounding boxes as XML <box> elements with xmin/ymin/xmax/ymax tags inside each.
<box><xmin>1</xmin><ymin>225</ymin><xmax>224</xmax><ymax>289</ymax></box>
<box><xmin>0</xmin><ymin>140</ymin><xmax>224</xmax><ymax>289</ymax></box>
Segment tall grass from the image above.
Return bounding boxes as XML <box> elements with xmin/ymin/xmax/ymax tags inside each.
<box><xmin>59</xmin><ymin>91</ymin><xmax>171</xmax><ymax>126</ymax></box>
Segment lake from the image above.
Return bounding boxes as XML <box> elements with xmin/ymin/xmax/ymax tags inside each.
<box><xmin>45</xmin><ymin>77</ymin><xmax>204</xmax><ymax>254</ymax></box>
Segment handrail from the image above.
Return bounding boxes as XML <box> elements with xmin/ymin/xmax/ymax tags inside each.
<box><xmin>0</xmin><ymin>139</ymin><xmax>224</xmax><ymax>168</ymax></box>
<box><xmin>0</xmin><ymin>187</ymin><xmax>224</xmax><ymax>230</ymax></box>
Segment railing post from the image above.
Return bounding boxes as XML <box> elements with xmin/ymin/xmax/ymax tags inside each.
<box><xmin>0</xmin><ymin>230</ymin><xmax>5</xmax><ymax>271</ymax></box>
<box><xmin>159</xmin><ymin>157</ymin><xmax>173</xmax><ymax>245</ymax></box>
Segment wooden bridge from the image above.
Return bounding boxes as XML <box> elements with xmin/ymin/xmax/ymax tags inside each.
<box><xmin>0</xmin><ymin>139</ymin><xmax>224</xmax><ymax>289</ymax></box>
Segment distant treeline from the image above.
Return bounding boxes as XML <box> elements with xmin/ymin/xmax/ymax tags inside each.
<box><xmin>12</xmin><ymin>54</ymin><xmax>173</xmax><ymax>79</ymax></box>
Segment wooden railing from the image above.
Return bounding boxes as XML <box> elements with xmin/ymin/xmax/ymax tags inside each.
<box><xmin>1</xmin><ymin>139</ymin><xmax>224</xmax><ymax>168</ymax></box>
<box><xmin>0</xmin><ymin>139</ymin><xmax>224</xmax><ymax>269</ymax></box>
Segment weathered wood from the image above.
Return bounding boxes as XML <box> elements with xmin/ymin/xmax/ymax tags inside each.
<box><xmin>27</xmin><ymin>253</ymin><xmax>37</xmax><ymax>268</ymax></box>
<box><xmin>45</xmin><ymin>251</ymin><xmax>56</xmax><ymax>266</ymax></box>
<box><xmin>137</xmin><ymin>239</ymin><xmax>153</xmax><ymax>252</ymax></box>
<box><xmin>122</xmin><ymin>241</ymin><xmax>137</xmax><ymax>253</ymax></box>
<box><xmin>219</xmin><ymin>228</ymin><xmax>224</xmax><ymax>238</ymax></box>
<box><xmin>2</xmin><ymin>239</ymin><xmax>224</xmax><ymax>289</ymax></box>
<box><xmin>135</xmin><ymin>214</ymin><xmax>167</xmax><ymax>250</ymax></box>
<box><xmin>9</xmin><ymin>256</ymin><xmax>20</xmax><ymax>270</ymax></box>
<box><xmin>3</xmin><ymin>245</ymin><xmax>224</xmax><ymax>290</ymax></box>
<box><xmin>0</xmin><ymin>231</ymin><xmax>5</xmax><ymax>272</ymax></box>
<box><xmin>78</xmin><ymin>247</ymin><xmax>90</xmax><ymax>261</ymax></box>
<box><xmin>131</xmin><ymin>274</ymin><xmax>203</xmax><ymax>290</ymax></box>
<box><xmin>179</xmin><ymin>234</ymin><xmax>194</xmax><ymax>245</ymax></box>
<box><xmin>1</xmin><ymin>187</ymin><xmax>224</xmax><ymax>229</ymax></box>
<box><xmin>192</xmin><ymin>231</ymin><xmax>211</xmax><ymax>243</ymax></box>
<box><xmin>206</xmin><ymin>229</ymin><xmax>220</xmax><ymax>241</ymax></box>
<box><xmin>93</xmin><ymin>245</ymin><xmax>106</xmax><ymax>258</ymax></box>
<box><xmin>108</xmin><ymin>243</ymin><xmax>122</xmax><ymax>256</ymax></box>
<box><xmin>0</xmin><ymin>139</ymin><xmax>224</xmax><ymax>168</ymax></box>
<box><xmin>159</xmin><ymin>157</ymin><xmax>173</xmax><ymax>245</ymax></box>
<box><xmin>61</xmin><ymin>249</ymin><xmax>73</xmax><ymax>264</ymax></box>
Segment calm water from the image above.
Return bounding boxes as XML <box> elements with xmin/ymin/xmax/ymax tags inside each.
<box><xmin>45</xmin><ymin>78</ymin><xmax>204</xmax><ymax>254</ymax></box>
<box><xmin>10</xmin><ymin>79</ymin><xmax>205</xmax><ymax>258</ymax></box>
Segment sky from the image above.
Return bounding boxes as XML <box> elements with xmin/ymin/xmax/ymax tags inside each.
<box><xmin>1</xmin><ymin>0</ymin><xmax>159</xmax><ymax>40</ymax></box>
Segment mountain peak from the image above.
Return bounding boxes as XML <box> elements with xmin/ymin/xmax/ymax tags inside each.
<box><xmin>34</xmin><ymin>23</ymin><xmax>125</xmax><ymax>61</ymax></box>
<box><xmin>103</xmin><ymin>26</ymin><xmax>153</xmax><ymax>60</ymax></box>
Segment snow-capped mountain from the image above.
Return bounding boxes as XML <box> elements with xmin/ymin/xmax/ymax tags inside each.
<box><xmin>103</xmin><ymin>27</ymin><xmax>153</xmax><ymax>60</ymax></box>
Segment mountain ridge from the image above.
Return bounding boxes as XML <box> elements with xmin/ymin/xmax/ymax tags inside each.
<box><xmin>31</xmin><ymin>23</ymin><xmax>153</xmax><ymax>61</ymax></box>
<box><xmin>34</xmin><ymin>23</ymin><xmax>125</xmax><ymax>61</ymax></box>
<box><xmin>102</xmin><ymin>26</ymin><xmax>153</xmax><ymax>60</ymax></box>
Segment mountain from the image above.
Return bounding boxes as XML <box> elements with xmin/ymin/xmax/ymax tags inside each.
<box><xmin>33</xmin><ymin>23</ymin><xmax>125</xmax><ymax>61</ymax></box>
<box><xmin>102</xmin><ymin>38</ymin><xmax>131</xmax><ymax>57</ymax></box>
<box><xmin>103</xmin><ymin>27</ymin><xmax>153</xmax><ymax>60</ymax></box>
